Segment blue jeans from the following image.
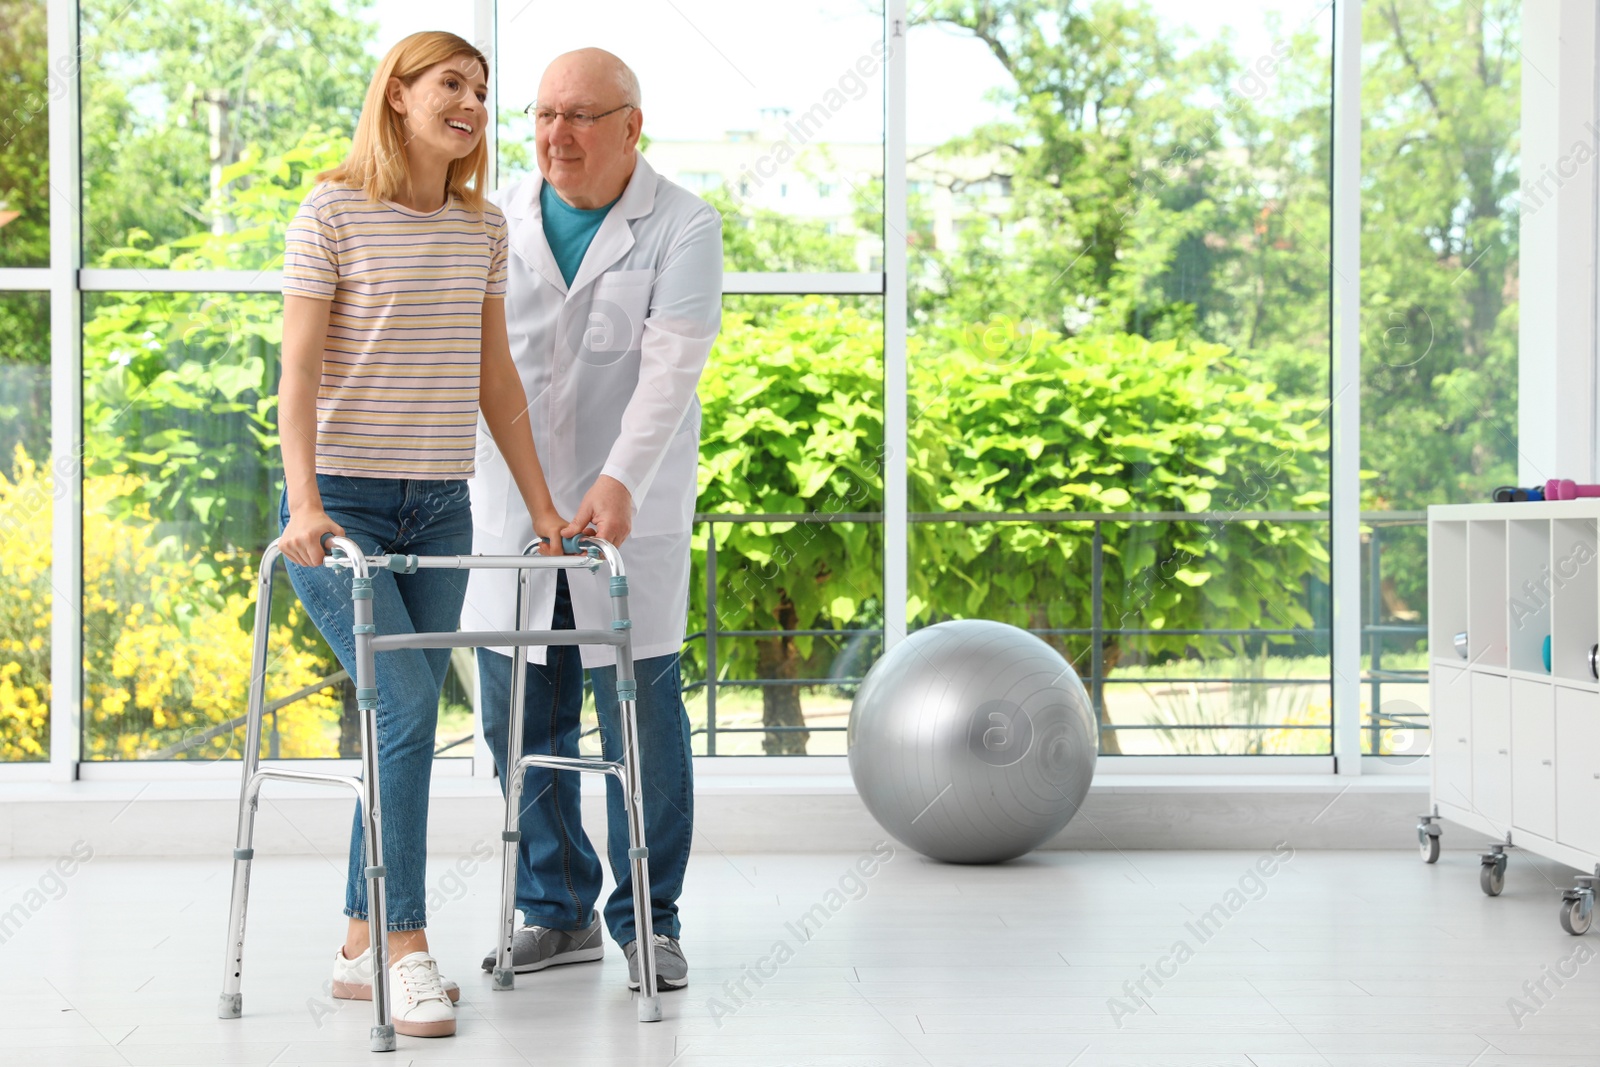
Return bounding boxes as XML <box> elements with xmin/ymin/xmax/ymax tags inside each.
<box><xmin>478</xmin><ymin>572</ymin><xmax>693</xmax><ymax>945</ymax></box>
<box><xmin>279</xmin><ymin>475</ymin><xmax>473</xmax><ymax>931</ymax></box>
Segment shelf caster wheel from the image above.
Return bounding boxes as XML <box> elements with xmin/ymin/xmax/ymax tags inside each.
<box><xmin>1418</xmin><ymin>827</ymin><xmax>1440</xmax><ymax>864</ymax></box>
<box><xmin>1561</xmin><ymin>877</ymin><xmax>1596</xmax><ymax>935</ymax></box>
<box><xmin>1417</xmin><ymin>813</ymin><xmax>1441</xmax><ymax>864</ymax></box>
<box><xmin>1480</xmin><ymin>853</ymin><xmax>1507</xmax><ymax>897</ymax></box>
<box><xmin>1560</xmin><ymin>896</ymin><xmax>1592</xmax><ymax>936</ymax></box>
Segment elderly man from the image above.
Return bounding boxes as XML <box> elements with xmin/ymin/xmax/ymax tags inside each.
<box><xmin>465</xmin><ymin>48</ymin><xmax>720</xmax><ymax>991</ymax></box>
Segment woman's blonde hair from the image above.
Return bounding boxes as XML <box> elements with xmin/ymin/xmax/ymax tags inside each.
<box><xmin>320</xmin><ymin>31</ymin><xmax>491</xmax><ymax>211</ymax></box>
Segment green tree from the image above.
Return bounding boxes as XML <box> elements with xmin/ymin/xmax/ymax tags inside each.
<box><xmin>0</xmin><ymin>0</ymin><xmax>53</xmax><ymax>469</ymax></box>
<box><xmin>695</xmin><ymin>299</ymin><xmax>884</xmax><ymax>753</ymax></box>
<box><xmin>914</xmin><ymin>0</ymin><xmax>1329</xmax><ymax>354</ymax></box>
<box><xmin>80</xmin><ymin>0</ymin><xmax>373</xmax><ymax>256</ymax></box>
<box><xmin>0</xmin><ymin>0</ymin><xmax>50</xmax><ymax>269</ymax></box>
<box><xmin>1360</xmin><ymin>0</ymin><xmax>1520</xmax><ymax>624</ymax></box>
<box><xmin>694</xmin><ymin>294</ymin><xmax>1329</xmax><ymax>755</ymax></box>
<box><xmin>84</xmin><ymin>132</ymin><xmax>349</xmax><ymax>606</ymax></box>
<box><xmin>909</xmin><ymin>325</ymin><xmax>1330</xmax><ymax>666</ymax></box>
<box><xmin>899</xmin><ymin>1</ymin><xmax>1336</xmax><ymax>754</ymax></box>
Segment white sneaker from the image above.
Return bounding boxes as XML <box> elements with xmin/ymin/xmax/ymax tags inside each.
<box><xmin>387</xmin><ymin>951</ymin><xmax>456</xmax><ymax>1038</ymax></box>
<box><xmin>331</xmin><ymin>946</ymin><xmax>460</xmax><ymax>1004</ymax></box>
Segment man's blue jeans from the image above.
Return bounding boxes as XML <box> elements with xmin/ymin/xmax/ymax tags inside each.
<box><xmin>280</xmin><ymin>475</ymin><xmax>473</xmax><ymax>930</ymax></box>
<box><xmin>478</xmin><ymin>572</ymin><xmax>693</xmax><ymax>946</ymax></box>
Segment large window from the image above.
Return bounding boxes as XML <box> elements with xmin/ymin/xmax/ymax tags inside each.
<box><xmin>0</xmin><ymin>0</ymin><xmax>1532</xmax><ymax>770</ymax></box>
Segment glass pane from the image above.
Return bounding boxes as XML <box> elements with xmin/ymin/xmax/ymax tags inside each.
<box><xmin>1360</xmin><ymin>1</ymin><xmax>1518</xmax><ymax>755</ymax></box>
<box><xmin>80</xmin><ymin>291</ymin><xmax>477</xmax><ymax>762</ymax></box>
<box><xmin>496</xmin><ymin>0</ymin><xmax>884</xmax><ymax>271</ymax></box>
<box><xmin>0</xmin><ymin>291</ymin><xmax>50</xmax><ymax>761</ymax></box>
<box><xmin>80</xmin><ymin>291</ymin><xmax>306</xmax><ymax>760</ymax></box>
<box><xmin>688</xmin><ymin>295</ymin><xmax>884</xmax><ymax>755</ymax></box>
<box><xmin>0</xmin><ymin>0</ymin><xmax>50</xmax><ymax>267</ymax></box>
<box><xmin>907</xmin><ymin>2</ymin><xmax>1335</xmax><ymax>756</ymax></box>
<box><xmin>79</xmin><ymin>1</ymin><xmax>477</xmax><ymax>268</ymax></box>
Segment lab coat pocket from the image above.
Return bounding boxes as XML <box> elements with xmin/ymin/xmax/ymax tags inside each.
<box><xmin>631</xmin><ymin>399</ymin><xmax>702</xmax><ymax>538</ymax></box>
<box><xmin>578</xmin><ymin>269</ymin><xmax>654</xmax><ymax>368</ymax></box>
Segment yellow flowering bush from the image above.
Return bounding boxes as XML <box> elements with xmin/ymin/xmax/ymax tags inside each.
<box><xmin>0</xmin><ymin>446</ymin><xmax>51</xmax><ymax>759</ymax></box>
<box><xmin>0</xmin><ymin>446</ymin><xmax>339</xmax><ymax>760</ymax></box>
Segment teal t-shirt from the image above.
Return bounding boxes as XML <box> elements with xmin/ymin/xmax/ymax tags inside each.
<box><xmin>540</xmin><ymin>182</ymin><xmax>619</xmax><ymax>286</ymax></box>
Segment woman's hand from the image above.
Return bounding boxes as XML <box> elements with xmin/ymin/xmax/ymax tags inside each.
<box><xmin>281</xmin><ymin>507</ymin><xmax>346</xmax><ymax>567</ymax></box>
<box><xmin>532</xmin><ymin>507</ymin><xmax>571</xmax><ymax>556</ymax></box>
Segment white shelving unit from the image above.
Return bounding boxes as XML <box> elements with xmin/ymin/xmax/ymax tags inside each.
<box><xmin>1426</xmin><ymin>502</ymin><xmax>1600</xmax><ymax>934</ymax></box>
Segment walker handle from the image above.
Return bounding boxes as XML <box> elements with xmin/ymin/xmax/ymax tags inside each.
<box><xmin>531</xmin><ymin>534</ymin><xmax>584</xmax><ymax>554</ymax></box>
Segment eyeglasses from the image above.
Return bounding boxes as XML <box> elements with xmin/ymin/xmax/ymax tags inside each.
<box><xmin>525</xmin><ymin>103</ymin><xmax>637</xmax><ymax>128</ymax></box>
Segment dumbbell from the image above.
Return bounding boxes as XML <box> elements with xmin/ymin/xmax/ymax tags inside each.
<box><xmin>1493</xmin><ymin>485</ymin><xmax>1546</xmax><ymax>502</ymax></box>
<box><xmin>1545</xmin><ymin>479</ymin><xmax>1600</xmax><ymax>501</ymax></box>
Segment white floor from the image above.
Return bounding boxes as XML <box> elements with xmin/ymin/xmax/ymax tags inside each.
<box><xmin>4</xmin><ymin>842</ymin><xmax>1600</xmax><ymax>1066</ymax></box>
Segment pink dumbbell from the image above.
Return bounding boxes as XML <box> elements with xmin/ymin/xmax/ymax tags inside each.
<box><xmin>1546</xmin><ymin>479</ymin><xmax>1600</xmax><ymax>501</ymax></box>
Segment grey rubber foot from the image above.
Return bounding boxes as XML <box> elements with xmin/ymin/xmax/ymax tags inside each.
<box><xmin>217</xmin><ymin>992</ymin><xmax>242</xmax><ymax>1019</ymax></box>
<box><xmin>370</xmin><ymin>1023</ymin><xmax>396</xmax><ymax>1052</ymax></box>
<box><xmin>492</xmin><ymin>966</ymin><xmax>515</xmax><ymax>990</ymax></box>
<box><xmin>637</xmin><ymin>993</ymin><xmax>662</xmax><ymax>1022</ymax></box>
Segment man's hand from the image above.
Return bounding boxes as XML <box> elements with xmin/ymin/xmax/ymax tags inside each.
<box><xmin>563</xmin><ymin>475</ymin><xmax>634</xmax><ymax>547</ymax></box>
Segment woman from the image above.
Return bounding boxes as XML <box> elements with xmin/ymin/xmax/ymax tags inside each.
<box><xmin>276</xmin><ymin>31</ymin><xmax>564</xmax><ymax>1038</ymax></box>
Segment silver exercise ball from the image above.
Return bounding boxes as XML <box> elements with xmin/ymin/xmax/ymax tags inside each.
<box><xmin>847</xmin><ymin>620</ymin><xmax>1097</xmax><ymax>863</ymax></box>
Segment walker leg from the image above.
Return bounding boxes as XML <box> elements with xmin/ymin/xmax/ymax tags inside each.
<box><xmin>603</xmin><ymin>559</ymin><xmax>660</xmax><ymax>1022</ymax></box>
<box><xmin>493</xmin><ymin>746</ymin><xmax>524</xmax><ymax>993</ymax></box>
<box><xmin>493</xmin><ymin>758</ymin><xmax>527</xmax><ymax>990</ymax></box>
<box><xmin>218</xmin><ymin>835</ymin><xmax>254</xmax><ymax>1019</ymax></box>
<box><xmin>218</xmin><ymin>547</ymin><xmax>280</xmax><ymax>1019</ymax></box>
<box><xmin>218</xmin><ymin>828</ymin><xmax>255</xmax><ymax>1019</ymax></box>
<box><xmin>617</xmin><ymin>701</ymin><xmax>660</xmax><ymax>1022</ymax></box>
<box><xmin>494</xmin><ymin>569</ymin><xmax>537</xmax><ymax>992</ymax></box>
<box><xmin>353</xmin><ymin>573</ymin><xmax>395</xmax><ymax>1052</ymax></box>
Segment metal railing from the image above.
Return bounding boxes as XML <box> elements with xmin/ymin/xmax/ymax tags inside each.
<box><xmin>688</xmin><ymin>509</ymin><xmax>1429</xmax><ymax>756</ymax></box>
<box><xmin>153</xmin><ymin>510</ymin><xmax>1429</xmax><ymax>760</ymax></box>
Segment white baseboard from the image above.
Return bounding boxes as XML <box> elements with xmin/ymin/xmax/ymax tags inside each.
<box><xmin>0</xmin><ymin>771</ymin><xmax>1432</xmax><ymax>859</ymax></box>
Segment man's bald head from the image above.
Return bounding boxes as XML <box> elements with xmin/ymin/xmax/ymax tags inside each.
<box><xmin>541</xmin><ymin>48</ymin><xmax>641</xmax><ymax>110</ymax></box>
<box><xmin>534</xmin><ymin>48</ymin><xmax>644</xmax><ymax>209</ymax></box>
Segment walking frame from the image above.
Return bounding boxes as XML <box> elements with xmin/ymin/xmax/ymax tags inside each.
<box><xmin>217</xmin><ymin>533</ymin><xmax>661</xmax><ymax>1053</ymax></box>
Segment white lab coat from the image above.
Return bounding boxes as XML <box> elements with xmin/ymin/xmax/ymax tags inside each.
<box><xmin>463</xmin><ymin>153</ymin><xmax>723</xmax><ymax>666</ymax></box>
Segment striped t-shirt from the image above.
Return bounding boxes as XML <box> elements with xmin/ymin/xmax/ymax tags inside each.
<box><xmin>281</xmin><ymin>182</ymin><xmax>509</xmax><ymax>479</ymax></box>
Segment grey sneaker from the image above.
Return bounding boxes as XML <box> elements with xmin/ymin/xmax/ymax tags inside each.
<box><xmin>623</xmin><ymin>934</ymin><xmax>688</xmax><ymax>991</ymax></box>
<box><xmin>481</xmin><ymin>911</ymin><xmax>604</xmax><ymax>975</ymax></box>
